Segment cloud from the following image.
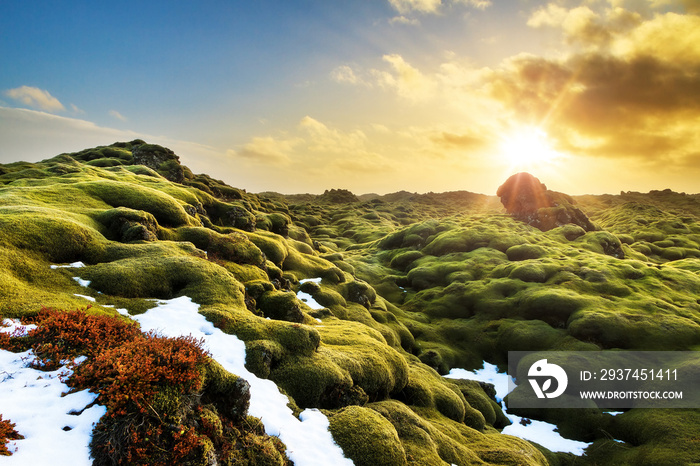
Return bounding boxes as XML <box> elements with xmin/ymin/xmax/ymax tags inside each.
<box><xmin>330</xmin><ymin>65</ymin><xmax>368</xmax><ymax>85</ymax></box>
<box><xmin>109</xmin><ymin>110</ymin><xmax>128</xmax><ymax>121</ymax></box>
<box><xmin>431</xmin><ymin>131</ymin><xmax>488</xmax><ymax>150</ymax></box>
<box><xmin>373</xmin><ymin>54</ymin><xmax>437</xmax><ymax>102</ymax></box>
<box><xmin>388</xmin><ymin>0</ymin><xmax>441</xmax><ymax>14</ymax></box>
<box><xmin>529</xmin><ymin>5</ymin><xmax>607</xmax><ymax>43</ymax></box>
<box><xmin>298</xmin><ymin>116</ymin><xmax>371</xmax><ymax>156</ymax></box>
<box><xmin>236</xmin><ymin>136</ymin><xmax>302</xmax><ymax>164</ymax></box>
<box><xmin>612</xmin><ymin>12</ymin><xmax>700</xmax><ymax>63</ymax></box>
<box><xmin>4</xmin><ymin>86</ymin><xmax>65</xmax><ymax>112</ymax></box>
<box><xmin>487</xmin><ymin>22</ymin><xmax>700</xmax><ymax>167</ymax></box>
<box><xmin>387</xmin><ymin>0</ymin><xmax>491</xmax><ymax>15</ymax></box>
<box><xmin>0</xmin><ymin>106</ymin><xmax>223</xmax><ymax>175</ymax></box>
<box><xmin>389</xmin><ymin>15</ymin><xmax>420</xmax><ymax>25</ymax></box>
<box><xmin>458</xmin><ymin>0</ymin><xmax>491</xmax><ymax>10</ymax></box>
<box><xmin>0</xmin><ymin>107</ymin><xmax>136</xmax><ymax>163</ymax></box>
<box><xmin>70</xmin><ymin>104</ymin><xmax>85</xmax><ymax>115</ymax></box>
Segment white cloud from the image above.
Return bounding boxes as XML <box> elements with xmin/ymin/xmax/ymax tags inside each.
<box><xmin>457</xmin><ymin>0</ymin><xmax>491</xmax><ymax>10</ymax></box>
<box><xmin>330</xmin><ymin>65</ymin><xmax>365</xmax><ymax>85</ymax></box>
<box><xmin>389</xmin><ymin>15</ymin><xmax>420</xmax><ymax>25</ymax></box>
<box><xmin>388</xmin><ymin>0</ymin><xmax>441</xmax><ymax>14</ymax></box>
<box><xmin>299</xmin><ymin>116</ymin><xmax>370</xmax><ymax>155</ymax></box>
<box><xmin>387</xmin><ymin>0</ymin><xmax>491</xmax><ymax>14</ymax></box>
<box><xmin>0</xmin><ymin>106</ymin><xmax>223</xmax><ymax>174</ymax></box>
<box><xmin>4</xmin><ymin>86</ymin><xmax>65</xmax><ymax>113</ymax></box>
<box><xmin>70</xmin><ymin>104</ymin><xmax>85</xmax><ymax>115</ymax></box>
<box><xmin>109</xmin><ymin>109</ymin><xmax>128</xmax><ymax>121</ymax></box>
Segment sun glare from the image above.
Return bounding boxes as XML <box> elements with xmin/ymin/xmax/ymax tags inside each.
<box><xmin>499</xmin><ymin>127</ymin><xmax>561</xmax><ymax>170</ymax></box>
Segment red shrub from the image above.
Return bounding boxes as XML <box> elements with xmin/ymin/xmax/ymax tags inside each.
<box><xmin>0</xmin><ymin>415</ymin><xmax>24</xmax><ymax>456</ymax></box>
<box><xmin>27</xmin><ymin>307</ymin><xmax>142</xmax><ymax>369</ymax></box>
<box><xmin>70</xmin><ymin>333</ymin><xmax>209</xmax><ymax>417</ymax></box>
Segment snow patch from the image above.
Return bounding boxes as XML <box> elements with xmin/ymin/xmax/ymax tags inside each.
<box><xmin>1</xmin><ymin>321</ymin><xmax>105</xmax><ymax>465</ymax></box>
<box><xmin>72</xmin><ymin>277</ymin><xmax>91</xmax><ymax>288</ymax></box>
<box><xmin>297</xmin><ymin>278</ymin><xmax>324</xmax><ymax>310</ymax></box>
<box><xmin>445</xmin><ymin>363</ymin><xmax>592</xmax><ymax>455</ymax></box>
<box><xmin>73</xmin><ymin>294</ymin><xmax>95</xmax><ymax>302</ymax></box>
<box><xmin>50</xmin><ymin>262</ymin><xmax>85</xmax><ymax>269</ymax></box>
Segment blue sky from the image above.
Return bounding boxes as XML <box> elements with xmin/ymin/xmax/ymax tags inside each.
<box><xmin>1</xmin><ymin>0</ymin><xmax>698</xmax><ymax>194</ymax></box>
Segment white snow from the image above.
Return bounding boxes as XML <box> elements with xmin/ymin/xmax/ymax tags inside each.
<box><xmin>49</xmin><ymin>262</ymin><xmax>85</xmax><ymax>269</ymax></box>
<box><xmin>0</xmin><ymin>320</ymin><xmax>106</xmax><ymax>465</ymax></box>
<box><xmin>296</xmin><ymin>278</ymin><xmax>324</xmax><ymax>310</ymax></box>
<box><xmin>445</xmin><ymin>363</ymin><xmax>592</xmax><ymax>455</ymax></box>
<box><xmin>72</xmin><ymin>277</ymin><xmax>91</xmax><ymax>288</ymax></box>
<box><xmin>73</xmin><ymin>294</ymin><xmax>95</xmax><ymax>302</ymax></box>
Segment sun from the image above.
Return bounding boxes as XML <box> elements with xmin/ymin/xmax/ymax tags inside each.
<box><xmin>499</xmin><ymin>126</ymin><xmax>561</xmax><ymax>170</ymax></box>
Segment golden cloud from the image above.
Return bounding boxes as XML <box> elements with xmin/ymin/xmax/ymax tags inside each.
<box><xmin>236</xmin><ymin>136</ymin><xmax>302</xmax><ymax>164</ymax></box>
<box><xmin>373</xmin><ymin>54</ymin><xmax>437</xmax><ymax>102</ymax></box>
<box><xmin>430</xmin><ymin>131</ymin><xmax>488</xmax><ymax>150</ymax></box>
<box><xmin>486</xmin><ymin>6</ymin><xmax>700</xmax><ymax>169</ymax></box>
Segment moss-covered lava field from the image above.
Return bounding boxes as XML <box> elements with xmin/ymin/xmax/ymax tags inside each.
<box><xmin>2</xmin><ymin>141</ymin><xmax>700</xmax><ymax>465</ymax></box>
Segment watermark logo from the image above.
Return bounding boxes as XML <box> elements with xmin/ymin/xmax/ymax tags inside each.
<box><xmin>528</xmin><ymin>359</ymin><xmax>568</xmax><ymax>399</ymax></box>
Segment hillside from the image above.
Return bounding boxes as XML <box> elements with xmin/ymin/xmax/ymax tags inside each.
<box><xmin>2</xmin><ymin>141</ymin><xmax>700</xmax><ymax>465</ymax></box>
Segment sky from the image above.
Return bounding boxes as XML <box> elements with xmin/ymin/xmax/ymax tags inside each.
<box><xmin>1</xmin><ymin>0</ymin><xmax>698</xmax><ymax>195</ymax></box>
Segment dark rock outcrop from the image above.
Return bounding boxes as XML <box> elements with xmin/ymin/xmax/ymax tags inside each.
<box><xmin>497</xmin><ymin>172</ymin><xmax>596</xmax><ymax>232</ymax></box>
<box><xmin>132</xmin><ymin>143</ymin><xmax>185</xmax><ymax>183</ymax></box>
<box><xmin>318</xmin><ymin>189</ymin><xmax>360</xmax><ymax>204</ymax></box>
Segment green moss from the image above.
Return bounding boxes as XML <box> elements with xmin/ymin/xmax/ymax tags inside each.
<box><xmin>506</xmin><ymin>243</ymin><xmax>545</xmax><ymax>261</ymax></box>
<box><xmin>95</xmin><ymin>207</ymin><xmax>159</xmax><ymax>242</ymax></box>
<box><xmin>367</xmin><ymin>400</ymin><xmax>546</xmax><ymax>465</ymax></box>
<box><xmin>574</xmin><ymin>231</ymin><xmax>625</xmax><ymax>257</ymax></box>
<box><xmin>397</xmin><ymin>362</ymin><xmax>467</xmax><ymax>422</ymax></box>
<box><xmin>76</xmin><ymin>180</ymin><xmax>193</xmax><ymax>226</ymax></box>
<box><xmin>584</xmin><ymin>409</ymin><xmax>700</xmax><ymax>466</ymax></box>
<box><xmin>201</xmin><ymin>360</ymin><xmax>251</xmax><ymax>422</ymax></box>
<box><xmin>328</xmin><ymin>406</ymin><xmax>407</xmax><ymax>466</ymax></box>
<box><xmin>245</xmin><ymin>339</ymin><xmax>285</xmax><ymax>379</ymax></box>
<box><xmin>6</xmin><ymin>143</ymin><xmax>700</xmax><ymax>465</ymax></box>
<box><xmin>0</xmin><ymin>206</ymin><xmax>106</xmax><ymax>263</ymax></box>
<box><xmin>247</xmin><ymin>230</ymin><xmax>288</xmax><ymax>266</ymax></box>
<box><xmin>257</xmin><ymin>290</ymin><xmax>305</xmax><ymax>323</ymax></box>
<box><xmin>270</xmin><ymin>352</ymin><xmax>353</xmax><ymax>408</ymax></box>
<box><xmin>317</xmin><ymin>320</ymin><xmax>409</xmax><ymax>400</ymax></box>
<box><xmin>446</xmin><ymin>378</ymin><xmax>508</xmax><ymax>429</ymax></box>
<box><xmin>516</xmin><ymin>287</ymin><xmax>589</xmax><ymax>327</ymax></box>
<box><xmin>79</xmin><ymin>255</ymin><xmax>246</xmax><ymax>307</ymax></box>
<box><xmin>0</xmin><ymin>246</ymin><xmax>105</xmax><ymax>316</ymax></box>
<box><xmin>171</xmin><ymin>226</ymin><xmax>265</xmax><ymax>266</ymax></box>
<box><xmin>509</xmin><ymin>262</ymin><xmax>548</xmax><ymax>283</ymax></box>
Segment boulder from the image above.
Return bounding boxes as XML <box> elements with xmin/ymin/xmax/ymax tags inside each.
<box><xmin>497</xmin><ymin>173</ymin><xmax>596</xmax><ymax>232</ymax></box>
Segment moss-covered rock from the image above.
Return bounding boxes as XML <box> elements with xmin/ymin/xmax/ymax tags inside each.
<box><xmin>328</xmin><ymin>406</ymin><xmax>407</xmax><ymax>466</ymax></box>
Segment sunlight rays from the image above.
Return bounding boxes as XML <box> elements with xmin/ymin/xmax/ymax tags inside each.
<box><xmin>498</xmin><ymin>125</ymin><xmax>562</xmax><ymax>171</ymax></box>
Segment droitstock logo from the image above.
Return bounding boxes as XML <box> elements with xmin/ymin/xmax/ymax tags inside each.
<box><xmin>528</xmin><ymin>359</ymin><xmax>568</xmax><ymax>399</ymax></box>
